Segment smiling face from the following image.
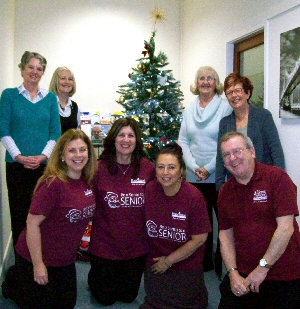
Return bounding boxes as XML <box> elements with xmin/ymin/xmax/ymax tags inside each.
<box><xmin>197</xmin><ymin>71</ymin><xmax>216</xmax><ymax>98</ymax></box>
<box><xmin>21</xmin><ymin>57</ymin><xmax>44</xmax><ymax>86</ymax></box>
<box><xmin>115</xmin><ymin>125</ymin><xmax>136</xmax><ymax>161</ymax></box>
<box><xmin>225</xmin><ymin>83</ymin><xmax>250</xmax><ymax>111</ymax></box>
<box><xmin>221</xmin><ymin>135</ymin><xmax>256</xmax><ymax>184</ymax></box>
<box><xmin>63</xmin><ymin>138</ymin><xmax>89</xmax><ymax>179</ymax></box>
<box><xmin>156</xmin><ymin>153</ymin><xmax>183</xmax><ymax>194</ymax></box>
<box><xmin>58</xmin><ymin>70</ymin><xmax>74</xmax><ymax>95</ymax></box>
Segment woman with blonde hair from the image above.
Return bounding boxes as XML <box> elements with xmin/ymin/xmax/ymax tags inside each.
<box><xmin>49</xmin><ymin>66</ymin><xmax>81</xmax><ymax>134</ymax></box>
<box><xmin>2</xmin><ymin>129</ymin><xmax>97</xmax><ymax>309</ymax></box>
<box><xmin>178</xmin><ymin>66</ymin><xmax>232</xmax><ymax>277</ymax></box>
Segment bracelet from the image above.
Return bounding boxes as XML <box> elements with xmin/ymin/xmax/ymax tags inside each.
<box><xmin>164</xmin><ymin>256</ymin><xmax>172</xmax><ymax>268</ymax></box>
<box><xmin>227</xmin><ymin>267</ymin><xmax>238</xmax><ymax>275</ymax></box>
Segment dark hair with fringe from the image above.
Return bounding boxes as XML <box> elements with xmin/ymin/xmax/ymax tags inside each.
<box><xmin>100</xmin><ymin>117</ymin><xmax>146</xmax><ymax>178</ymax></box>
<box><xmin>156</xmin><ymin>142</ymin><xmax>186</xmax><ymax>170</ymax></box>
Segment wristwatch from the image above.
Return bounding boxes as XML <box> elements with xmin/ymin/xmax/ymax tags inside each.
<box><xmin>259</xmin><ymin>258</ymin><xmax>273</xmax><ymax>269</ymax></box>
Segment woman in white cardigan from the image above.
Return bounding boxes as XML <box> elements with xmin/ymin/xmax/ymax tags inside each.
<box><xmin>178</xmin><ymin>66</ymin><xmax>232</xmax><ymax>277</ymax></box>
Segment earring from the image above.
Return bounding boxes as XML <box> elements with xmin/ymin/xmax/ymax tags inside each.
<box><xmin>62</xmin><ymin>158</ymin><xmax>64</xmax><ymax>162</ymax></box>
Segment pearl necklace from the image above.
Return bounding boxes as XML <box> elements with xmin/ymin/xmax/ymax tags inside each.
<box><xmin>117</xmin><ymin>163</ymin><xmax>131</xmax><ymax>175</ymax></box>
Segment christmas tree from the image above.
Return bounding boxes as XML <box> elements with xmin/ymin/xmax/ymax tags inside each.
<box><xmin>116</xmin><ymin>23</ymin><xmax>184</xmax><ymax>160</ymax></box>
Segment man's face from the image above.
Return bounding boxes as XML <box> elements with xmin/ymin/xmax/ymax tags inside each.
<box><xmin>221</xmin><ymin>136</ymin><xmax>256</xmax><ymax>184</ymax></box>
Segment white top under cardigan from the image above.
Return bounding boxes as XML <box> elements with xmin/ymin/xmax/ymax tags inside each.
<box><xmin>178</xmin><ymin>94</ymin><xmax>232</xmax><ymax>183</ymax></box>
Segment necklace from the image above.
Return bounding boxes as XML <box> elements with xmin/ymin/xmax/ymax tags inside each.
<box><xmin>117</xmin><ymin>163</ymin><xmax>131</xmax><ymax>175</ymax></box>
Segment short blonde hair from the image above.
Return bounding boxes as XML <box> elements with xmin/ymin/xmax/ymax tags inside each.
<box><xmin>49</xmin><ymin>66</ymin><xmax>77</xmax><ymax>97</ymax></box>
<box><xmin>190</xmin><ymin>66</ymin><xmax>223</xmax><ymax>96</ymax></box>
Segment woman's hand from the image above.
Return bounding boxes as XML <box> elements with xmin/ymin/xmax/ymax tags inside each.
<box><xmin>33</xmin><ymin>262</ymin><xmax>48</xmax><ymax>285</ymax></box>
<box><xmin>195</xmin><ymin>167</ymin><xmax>210</xmax><ymax>181</ymax></box>
<box><xmin>16</xmin><ymin>154</ymin><xmax>47</xmax><ymax>169</ymax></box>
<box><xmin>151</xmin><ymin>256</ymin><xmax>171</xmax><ymax>274</ymax></box>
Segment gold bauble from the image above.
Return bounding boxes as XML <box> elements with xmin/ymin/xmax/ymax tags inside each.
<box><xmin>137</xmin><ymin>62</ymin><xmax>143</xmax><ymax>70</ymax></box>
<box><xmin>119</xmin><ymin>95</ymin><xmax>125</xmax><ymax>103</ymax></box>
<box><xmin>132</xmin><ymin>91</ymin><xmax>138</xmax><ymax>98</ymax></box>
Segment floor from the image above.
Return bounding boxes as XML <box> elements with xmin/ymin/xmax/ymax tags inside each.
<box><xmin>0</xmin><ymin>261</ymin><xmax>221</xmax><ymax>309</ymax></box>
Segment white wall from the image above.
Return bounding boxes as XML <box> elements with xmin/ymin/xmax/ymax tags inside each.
<box><xmin>1</xmin><ymin>0</ymin><xmax>300</xmax><ymax>274</ymax></box>
<box><xmin>0</xmin><ymin>0</ymin><xmax>15</xmax><ymax>279</ymax></box>
<box><xmin>182</xmin><ymin>0</ymin><xmax>300</xmax><ymax>222</ymax></box>
<box><xmin>14</xmin><ymin>0</ymin><xmax>182</xmax><ymax>115</ymax></box>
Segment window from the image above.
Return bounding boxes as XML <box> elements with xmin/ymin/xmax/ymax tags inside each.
<box><xmin>234</xmin><ymin>32</ymin><xmax>264</xmax><ymax>108</ymax></box>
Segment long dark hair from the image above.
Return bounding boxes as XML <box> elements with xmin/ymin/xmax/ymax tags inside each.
<box><xmin>100</xmin><ymin>117</ymin><xmax>146</xmax><ymax>177</ymax></box>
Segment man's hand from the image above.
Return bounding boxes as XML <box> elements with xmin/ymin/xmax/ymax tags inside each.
<box><xmin>245</xmin><ymin>266</ymin><xmax>269</xmax><ymax>293</ymax></box>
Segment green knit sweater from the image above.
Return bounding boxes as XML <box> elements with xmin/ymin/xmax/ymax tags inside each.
<box><xmin>0</xmin><ymin>88</ymin><xmax>61</xmax><ymax>162</ymax></box>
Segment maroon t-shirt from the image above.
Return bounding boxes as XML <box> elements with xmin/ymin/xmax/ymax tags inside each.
<box><xmin>16</xmin><ymin>177</ymin><xmax>95</xmax><ymax>266</ymax></box>
<box><xmin>145</xmin><ymin>180</ymin><xmax>212</xmax><ymax>271</ymax></box>
<box><xmin>89</xmin><ymin>157</ymin><xmax>155</xmax><ymax>260</ymax></box>
<box><xmin>218</xmin><ymin>162</ymin><xmax>300</xmax><ymax>280</ymax></box>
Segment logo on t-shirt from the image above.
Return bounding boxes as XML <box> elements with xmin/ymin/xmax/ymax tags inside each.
<box><xmin>84</xmin><ymin>189</ymin><xmax>93</xmax><ymax>197</ymax></box>
<box><xmin>146</xmin><ymin>220</ymin><xmax>187</xmax><ymax>242</ymax></box>
<box><xmin>131</xmin><ymin>178</ymin><xmax>146</xmax><ymax>185</ymax></box>
<box><xmin>172</xmin><ymin>212</ymin><xmax>186</xmax><ymax>220</ymax></box>
<box><xmin>66</xmin><ymin>204</ymin><xmax>96</xmax><ymax>223</ymax></box>
<box><xmin>146</xmin><ymin>220</ymin><xmax>158</xmax><ymax>237</ymax></box>
<box><xmin>253</xmin><ymin>190</ymin><xmax>268</xmax><ymax>202</ymax></box>
<box><xmin>104</xmin><ymin>191</ymin><xmax>145</xmax><ymax>208</ymax></box>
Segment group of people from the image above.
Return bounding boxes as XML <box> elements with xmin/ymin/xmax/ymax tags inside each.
<box><xmin>0</xmin><ymin>50</ymin><xmax>299</xmax><ymax>309</ymax></box>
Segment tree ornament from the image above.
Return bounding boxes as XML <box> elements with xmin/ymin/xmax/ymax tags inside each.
<box><xmin>142</xmin><ymin>67</ymin><xmax>148</xmax><ymax>74</ymax></box>
<box><xmin>145</xmin><ymin>44</ymin><xmax>151</xmax><ymax>51</ymax></box>
<box><xmin>151</xmin><ymin>5</ymin><xmax>166</xmax><ymax>30</ymax></box>
<box><xmin>132</xmin><ymin>91</ymin><xmax>138</xmax><ymax>98</ymax></box>
<box><xmin>146</xmin><ymin>143</ymin><xmax>153</xmax><ymax>149</ymax></box>
<box><xmin>137</xmin><ymin>62</ymin><xmax>143</xmax><ymax>70</ymax></box>
<box><xmin>119</xmin><ymin>95</ymin><xmax>125</xmax><ymax>103</ymax></box>
<box><xmin>142</xmin><ymin>51</ymin><xmax>148</xmax><ymax>57</ymax></box>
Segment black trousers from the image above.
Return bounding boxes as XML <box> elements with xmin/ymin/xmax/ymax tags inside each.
<box><xmin>2</xmin><ymin>256</ymin><xmax>77</xmax><ymax>309</ymax></box>
<box><xmin>140</xmin><ymin>268</ymin><xmax>208</xmax><ymax>309</ymax></box>
<box><xmin>6</xmin><ymin>162</ymin><xmax>45</xmax><ymax>248</ymax></box>
<box><xmin>219</xmin><ymin>274</ymin><xmax>300</xmax><ymax>309</ymax></box>
<box><xmin>88</xmin><ymin>253</ymin><xmax>147</xmax><ymax>306</ymax></box>
<box><xmin>191</xmin><ymin>182</ymin><xmax>222</xmax><ymax>277</ymax></box>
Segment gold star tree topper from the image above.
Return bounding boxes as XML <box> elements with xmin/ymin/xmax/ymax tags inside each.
<box><xmin>151</xmin><ymin>6</ymin><xmax>166</xmax><ymax>29</ymax></box>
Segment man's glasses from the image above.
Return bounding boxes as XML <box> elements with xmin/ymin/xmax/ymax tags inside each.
<box><xmin>199</xmin><ymin>76</ymin><xmax>215</xmax><ymax>82</ymax></box>
<box><xmin>222</xmin><ymin>148</ymin><xmax>249</xmax><ymax>161</ymax></box>
<box><xmin>225</xmin><ymin>88</ymin><xmax>244</xmax><ymax>97</ymax></box>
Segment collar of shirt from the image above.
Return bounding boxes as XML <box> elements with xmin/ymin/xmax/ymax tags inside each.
<box><xmin>18</xmin><ymin>84</ymin><xmax>49</xmax><ymax>103</ymax></box>
<box><xmin>229</xmin><ymin>161</ymin><xmax>262</xmax><ymax>188</ymax></box>
<box><xmin>57</xmin><ymin>96</ymin><xmax>73</xmax><ymax>116</ymax></box>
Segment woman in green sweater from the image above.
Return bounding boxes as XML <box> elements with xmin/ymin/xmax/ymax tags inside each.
<box><xmin>0</xmin><ymin>51</ymin><xmax>61</xmax><ymax>256</ymax></box>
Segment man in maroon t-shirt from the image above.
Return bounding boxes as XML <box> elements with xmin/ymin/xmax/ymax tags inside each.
<box><xmin>218</xmin><ymin>131</ymin><xmax>300</xmax><ymax>309</ymax></box>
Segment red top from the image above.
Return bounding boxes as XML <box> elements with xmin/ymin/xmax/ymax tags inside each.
<box><xmin>16</xmin><ymin>177</ymin><xmax>95</xmax><ymax>266</ymax></box>
<box><xmin>219</xmin><ymin>162</ymin><xmax>300</xmax><ymax>280</ymax></box>
<box><xmin>145</xmin><ymin>180</ymin><xmax>212</xmax><ymax>271</ymax></box>
<box><xmin>89</xmin><ymin>157</ymin><xmax>155</xmax><ymax>259</ymax></box>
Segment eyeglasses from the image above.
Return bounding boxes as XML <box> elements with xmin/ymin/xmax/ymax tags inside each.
<box><xmin>199</xmin><ymin>76</ymin><xmax>215</xmax><ymax>82</ymax></box>
<box><xmin>222</xmin><ymin>148</ymin><xmax>249</xmax><ymax>160</ymax></box>
<box><xmin>225</xmin><ymin>88</ymin><xmax>244</xmax><ymax>97</ymax></box>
